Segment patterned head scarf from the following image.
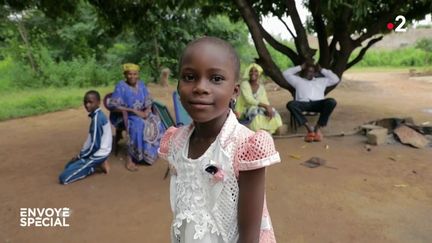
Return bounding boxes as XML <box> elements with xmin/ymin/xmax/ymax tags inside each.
<box><xmin>243</xmin><ymin>63</ymin><xmax>263</xmax><ymax>80</ymax></box>
<box><xmin>123</xmin><ymin>63</ymin><xmax>140</xmax><ymax>72</ymax></box>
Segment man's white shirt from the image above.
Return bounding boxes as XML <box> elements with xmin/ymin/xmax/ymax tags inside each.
<box><xmin>283</xmin><ymin>66</ymin><xmax>340</xmax><ymax>102</ymax></box>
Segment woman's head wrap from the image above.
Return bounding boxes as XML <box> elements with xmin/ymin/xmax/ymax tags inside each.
<box><xmin>123</xmin><ymin>63</ymin><xmax>140</xmax><ymax>72</ymax></box>
<box><xmin>243</xmin><ymin>63</ymin><xmax>263</xmax><ymax>80</ymax></box>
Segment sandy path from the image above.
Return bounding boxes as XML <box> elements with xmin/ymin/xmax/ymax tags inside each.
<box><xmin>1</xmin><ymin>71</ymin><xmax>431</xmax><ymax>243</ymax></box>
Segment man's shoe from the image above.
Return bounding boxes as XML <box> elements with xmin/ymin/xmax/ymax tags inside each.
<box><xmin>304</xmin><ymin>132</ymin><xmax>315</xmax><ymax>142</ymax></box>
<box><xmin>314</xmin><ymin>130</ymin><xmax>323</xmax><ymax>142</ymax></box>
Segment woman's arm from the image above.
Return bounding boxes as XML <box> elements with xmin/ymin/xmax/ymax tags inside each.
<box><xmin>240</xmin><ymin>82</ymin><xmax>273</xmax><ymax>118</ymax></box>
<box><xmin>131</xmin><ymin>106</ymin><xmax>151</xmax><ymax>119</ymax></box>
<box><xmin>111</xmin><ymin>106</ymin><xmax>132</xmax><ymax>113</ymax></box>
<box><xmin>259</xmin><ymin>89</ymin><xmax>274</xmax><ymax>118</ymax></box>
<box><xmin>110</xmin><ymin>82</ymin><xmax>151</xmax><ymax>118</ymax></box>
<box><xmin>109</xmin><ymin>83</ymin><xmax>133</xmax><ymax>113</ymax></box>
<box><xmin>238</xmin><ymin>167</ymin><xmax>266</xmax><ymax>243</ymax></box>
<box><xmin>111</xmin><ymin>106</ymin><xmax>150</xmax><ymax>119</ymax></box>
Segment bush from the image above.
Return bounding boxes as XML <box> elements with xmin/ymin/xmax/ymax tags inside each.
<box><xmin>0</xmin><ymin>56</ymin><xmax>14</xmax><ymax>91</ymax></box>
<box><xmin>415</xmin><ymin>38</ymin><xmax>432</xmax><ymax>52</ymax></box>
<box><xmin>352</xmin><ymin>46</ymin><xmax>432</xmax><ymax>67</ymax></box>
<box><xmin>34</xmin><ymin>47</ymin><xmax>120</xmax><ymax>88</ymax></box>
<box><xmin>3</xmin><ymin>46</ymin><xmax>122</xmax><ymax>89</ymax></box>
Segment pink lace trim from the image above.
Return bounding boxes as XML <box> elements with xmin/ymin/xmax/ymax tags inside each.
<box><xmin>235</xmin><ymin>130</ymin><xmax>280</xmax><ymax>172</ymax></box>
<box><xmin>158</xmin><ymin>126</ymin><xmax>178</xmax><ymax>160</ymax></box>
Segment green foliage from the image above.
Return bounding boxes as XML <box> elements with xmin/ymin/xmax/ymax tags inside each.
<box><xmin>267</xmin><ymin>41</ymin><xmax>296</xmax><ymax>70</ymax></box>
<box><xmin>312</xmin><ymin>0</ymin><xmax>432</xmax><ymax>36</ymax></box>
<box><xmin>351</xmin><ymin>47</ymin><xmax>432</xmax><ymax>67</ymax></box>
<box><xmin>415</xmin><ymin>38</ymin><xmax>432</xmax><ymax>52</ymax></box>
<box><xmin>0</xmin><ymin>56</ymin><xmax>14</xmax><ymax>91</ymax></box>
<box><xmin>33</xmin><ymin>47</ymin><xmax>119</xmax><ymax>87</ymax></box>
<box><xmin>416</xmin><ymin>24</ymin><xmax>432</xmax><ymax>29</ymax></box>
<box><xmin>1</xmin><ymin>50</ymin><xmax>120</xmax><ymax>89</ymax></box>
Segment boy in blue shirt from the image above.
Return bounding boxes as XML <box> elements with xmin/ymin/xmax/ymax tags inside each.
<box><xmin>59</xmin><ymin>90</ymin><xmax>112</xmax><ymax>184</ymax></box>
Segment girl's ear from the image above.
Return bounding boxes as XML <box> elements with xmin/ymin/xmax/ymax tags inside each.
<box><xmin>232</xmin><ymin>83</ymin><xmax>240</xmax><ymax>99</ymax></box>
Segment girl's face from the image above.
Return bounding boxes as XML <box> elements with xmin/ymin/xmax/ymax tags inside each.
<box><xmin>178</xmin><ymin>42</ymin><xmax>239</xmax><ymax>124</ymax></box>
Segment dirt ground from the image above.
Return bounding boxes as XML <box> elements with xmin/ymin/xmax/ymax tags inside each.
<box><xmin>1</xmin><ymin>70</ymin><xmax>431</xmax><ymax>243</ymax></box>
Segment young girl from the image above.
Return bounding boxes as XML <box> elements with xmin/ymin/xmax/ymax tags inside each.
<box><xmin>159</xmin><ymin>37</ymin><xmax>280</xmax><ymax>243</ymax></box>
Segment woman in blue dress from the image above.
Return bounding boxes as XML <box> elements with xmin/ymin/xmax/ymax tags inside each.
<box><xmin>108</xmin><ymin>63</ymin><xmax>165</xmax><ymax>171</ymax></box>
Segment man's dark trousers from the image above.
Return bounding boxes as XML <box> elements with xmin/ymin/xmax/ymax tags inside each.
<box><xmin>286</xmin><ymin>98</ymin><xmax>337</xmax><ymax>127</ymax></box>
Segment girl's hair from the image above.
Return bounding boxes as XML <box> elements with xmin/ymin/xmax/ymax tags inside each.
<box><xmin>178</xmin><ymin>36</ymin><xmax>241</xmax><ymax>81</ymax></box>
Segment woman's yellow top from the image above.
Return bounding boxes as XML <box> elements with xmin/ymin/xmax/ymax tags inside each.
<box><xmin>235</xmin><ymin>81</ymin><xmax>270</xmax><ymax>119</ymax></box>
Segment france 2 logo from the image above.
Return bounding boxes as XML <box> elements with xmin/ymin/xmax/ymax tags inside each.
<box><xmin>387</xmin><ymin>15</ymin><xmax>407</xmax><ymax>32</ymax></box>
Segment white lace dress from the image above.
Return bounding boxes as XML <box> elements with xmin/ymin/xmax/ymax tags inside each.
<box><xmin>159</xmin><ymin>111</ymin><xmax>280</xmax><ymax>243</ymax></box>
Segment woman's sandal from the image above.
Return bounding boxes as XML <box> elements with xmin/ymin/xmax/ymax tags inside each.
<box><xmin>304</xmin><ymin>132</ymin><xmax>315</xmax><ymax>142</ymax></box>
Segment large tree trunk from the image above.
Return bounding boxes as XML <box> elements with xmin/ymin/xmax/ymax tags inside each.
<box><xmin>234</xmin><ymin>0</ymin><xmax>296</xmax><ymax>97</ymax></box>
<box><xmin>235</xmin><ymin>0</ymin><xmax>388</xmax><ymax>97</ymax></box>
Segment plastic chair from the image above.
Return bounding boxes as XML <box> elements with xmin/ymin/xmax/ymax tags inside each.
<box><xmin>172</xmin><ymin>91</ymin><xmax>192</xmax><ymax>126</ymax></box>
<box><xmin>152</xmin><ymin>100</ymin><xmax>175</xmax><ymax>129</ymax></box>
<box><xmin>290</xmin><ymin>111</ymin><xmax>319</xmax><ymax>133</ymax></box>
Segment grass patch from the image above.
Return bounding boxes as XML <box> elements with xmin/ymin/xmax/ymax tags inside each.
<box><xmin>0</xmin><ymin>86</ymin><xmax>112</xmax><ymax>121</ymax></box>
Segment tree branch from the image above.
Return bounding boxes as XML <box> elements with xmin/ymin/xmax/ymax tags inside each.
<box><xmin>277</xmin><ymin>15</ymin><xmax>295</xmax><ymax>39</ymax></box>
<box><xmin>354</xmin><ymin>1</ymin><xmax>404</xmax><ymax>44</ymax></box>
<box><xmin>308</xmin><ymin>0</ymin><xmax>330</xmax><ymax>67</ymax></box>
<box><xmin>347</xmin><ymin>35</ymin><xmax>383</xmax><ymax>69</ymax></box>
<box><xmin>260</xmin><ymin>26</ymin><xmax>301</xmax><ymax>64</ymax></box>
<box><xmin>234</xmin><ymin>0</ymin><xmax>295</xmax><ymax>96</ymax></box>
<box><xmin>328</xmin><ymin>36</ymin><xmax>337</xmax><ymax>66</ymax></box>
<box><xmin>285</xmin><ymin>0</ymin><xmax>313</xmax><ymax>60</ymax></box>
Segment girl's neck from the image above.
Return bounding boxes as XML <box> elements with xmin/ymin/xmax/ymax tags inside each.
<box><xmin>188</xmin><ymin>110</ymin><xmax>230</xmax><ymax>159</ymax></box>
<box><xmin>192</xmin><ymin>109</ymin><xmax>229</xmax><ymax>140</ymax></box>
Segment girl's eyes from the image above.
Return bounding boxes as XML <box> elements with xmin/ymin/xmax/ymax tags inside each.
<box><xmin>181</xmin><ymin>74</ymin><xmax>225</xmax><ymax>83</ymax></box>
<box><xmin>182</xmin><ymin>74</ymin><xmax>195</xmax><ymax>82</ymax></box>
<box><xmin>210</xmin><ymin>75</ymin><xmax>225</xmax><ymax>83</ymax></box>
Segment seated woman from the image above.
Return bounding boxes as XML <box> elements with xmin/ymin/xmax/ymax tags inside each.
<box><xmin>108</xmin><ymin>63</ymin><xmax>165</xmax><ymax>171</ymax></box>
<box><xmin>235</xmin><ymin>63</ymin><xmax>283</xmax><ymax>134</ymax></box>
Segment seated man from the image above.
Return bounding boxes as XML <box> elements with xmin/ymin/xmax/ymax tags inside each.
<box><xmin>283</xmin><ymin>63</ymin><xmax>340</xmax><ymax>142</ymax></box>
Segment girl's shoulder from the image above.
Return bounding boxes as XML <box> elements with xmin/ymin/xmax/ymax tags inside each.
<box><xmin>233</xmin><ymin>125</ymin><xmax>280</xmax><ymax>171</ymax></box>
<box><xmin>158</xmin><ymin>125</ymin><xmax>191</xmax><ymax>160</ymax></box>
